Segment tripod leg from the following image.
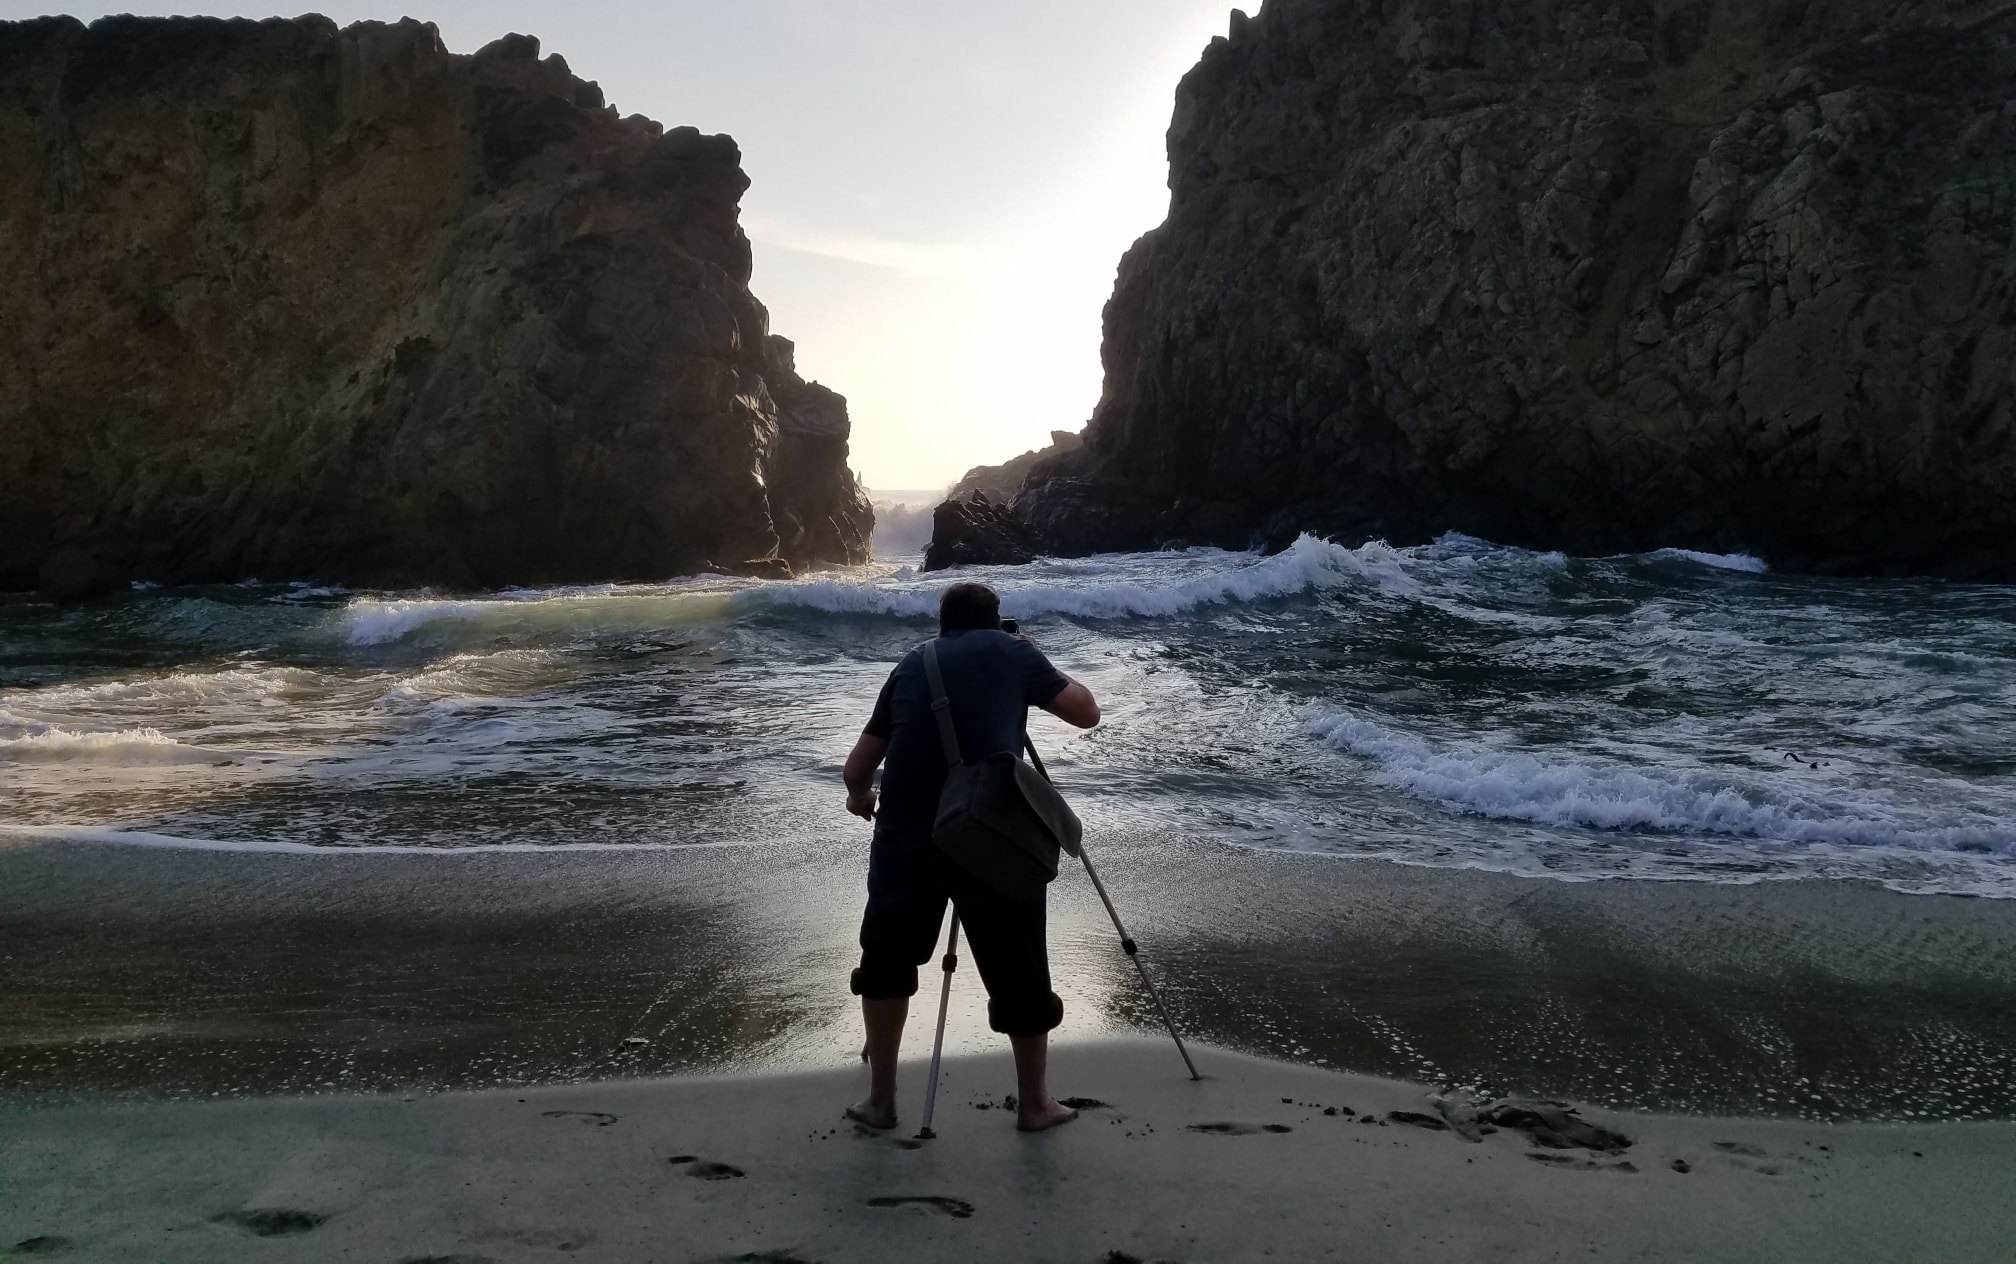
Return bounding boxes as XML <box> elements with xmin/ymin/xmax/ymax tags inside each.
<box><xmin>916</xmin><ymin>913</ymin><xmax>962</xmax><ymax>1139</ymax></box>
<box><xmin>1021</xmin><ymin>734</ymin><xmax>1200</xmax><ymax>1082</ymax></box>
<box><xmin>1078</xmin><ymin>845</ymin><xmax>1202</xmax><ymax>1081</ymax></box>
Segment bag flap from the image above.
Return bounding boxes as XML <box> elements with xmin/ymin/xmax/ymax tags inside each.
<box><xmin>944</xmin><ymin>753</ymin><xmax>1081</xmax><ymax>858</ymax></box>
<box><xmin>1010</xmin><ymin>754</ymin><xmax>1083</xmax><ymax>856</ymax></box>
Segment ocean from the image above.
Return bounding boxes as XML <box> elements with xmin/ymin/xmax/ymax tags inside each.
<box><xmin>4</xmin><ymin>533</ymin><xmax>2014</xmax><ymax>1118</ymax></box>
<box><xmin>5</xmin><ymin>534</ymin><xmax>2012</xmax><ymax>895</ymax></box>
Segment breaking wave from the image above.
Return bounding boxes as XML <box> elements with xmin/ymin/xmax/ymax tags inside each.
<box><xmin>335</xmin><ymin>535</ymin><xmax>1413</xmax><ymax>644</ymax></box>
<box><xmin>338</xmin><ymin>586</ymin><xmax>743</xmax><ymax>646</ymax></box>
<box><xmin>1303</xmin><ymin>707</ymin><xmax>2016</xmax><ymax>857</ymax></box>
<box><xmin>1645</xmin><ymin>548</ymin><xmax>1771</xmax><ymax>573</ymax></box>
<box><xmin>341</xmin><ymin>597</ymin><xmax>527</xmax><ymax>646</ymax></box>
<box><xmin>747</xmin><ymin>535</ymin><xmax>1416</xmax><ymax>621</ymax></box>
<box><xmin>0</xmin><ymin>725</ymin><xmax>241</xmax><ymax>767</ymax></box>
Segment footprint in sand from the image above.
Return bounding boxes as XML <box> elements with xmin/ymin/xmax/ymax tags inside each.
<box><xmin>1708</xmin><ymin>1142</ymin><xmax>1791</xmax><ymax>1176</ymax></box>
<box><xmin>1186</xmin><ymin>1122</ymin><xmax>1293</xmax><ymax>1135</ymax></box>
<box><xmin>10</xmin><ymin>1237</ymin><xmax>74</xmax><ymax>1256</ymax></box>
<box><xmin>1527</xmin><ymin>1153</ymin><xmax>1638</xmax><ymax>1174</ymax></box>
<box><xmin>865</xmin><ymin>1196</ymin><xmax>974</xmax><ymax>1219</ymax></box>
<box><xmin>668</xmin><ymin>1155</ymin><xmax>746</xmax><ymax>1180</ymax></box>
<box><xmin>541</xmin><ymin>1110</ymin><xmax>619</xmax><ymax>1127</ymax></box>
<box><xmin>1059</xmin><ymin>1097</ymin><xmax>1110</xmax><ymax>1110</ymax></box>
<box><xmin>462</xmin><ymin>1227</ymin><xmax>594</xmax><ymax>1254</ymax></box>
<box><xmin>210</xmin><ymin>1209</ymin><xmax>327</xmax><ymax>1237</ymax></box>
<box><xmin>395</xmin><ymin>1256</ymin><xmax>500</xmax><ymax>1264</ymax></box>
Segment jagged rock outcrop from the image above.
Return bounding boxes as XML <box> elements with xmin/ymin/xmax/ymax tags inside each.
<box><xmin>920</xmin><ymin>492</ymin><xmax>1043</xmax><ymax>571</ymax></box>
<box><xmin>764</xmin><ymin>335</ymin><xmax>872</xmax><ymax>569</ymax></box>
<box><xmin>0</xmin><ymin>15</ymin><xmax>871</xmax><ymax>595</ymax></box>
<box><xmin>949</xmin><ymin>429</ymin><xmax>1083</xmax><ymax>502</ymax></box>
<box><xmin>1011</xmin><ymin>0</ymin><xmax>2016</xmax><ymax>578</ymax></box>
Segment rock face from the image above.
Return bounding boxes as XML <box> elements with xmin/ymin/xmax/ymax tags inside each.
<box><xmin>949</xmin><ymin>429</ymin><xmax>1083</xmax><ymax>502</ymax></box>
<box><xmin>920</xmin><ymin>492</ymin><xmax>1043</xmax><ymax>572</ymax></box>
<box><xmin>1012</xmin><ymin>0</ymin><xmax>2016</xmax><ymax>578</ymax></box>
<box><xmin>0</xmin><ymin>16</ymin><xmax>871</xmax><ymax>594</ymax></box>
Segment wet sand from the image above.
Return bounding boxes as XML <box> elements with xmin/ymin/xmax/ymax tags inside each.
<box><xmin>4</xmin><ymin>1038</ymin><xmax>2011</xmax><ymax>1262</ymax></box>
<box><xmin>4</xmin><ymin>832</ymin><xmax>2015</xmax><ymax>1119</ymax></box>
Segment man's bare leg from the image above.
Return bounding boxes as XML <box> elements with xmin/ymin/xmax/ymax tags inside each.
<box><xmin>1010</xmin><ymin>1032</ymin><xmax>1077</xmax><ymax>1131</ymax></box>
<box><xmin>846</xmin><ymin>996</ymin><xmax>906</xmax><ymax>1128</ymax></box>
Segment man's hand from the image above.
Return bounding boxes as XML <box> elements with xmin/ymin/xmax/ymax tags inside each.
<box><xmin>843</xmin><ymin>732</ymin><xmax>889</xmax><ymax>823</ymax></box>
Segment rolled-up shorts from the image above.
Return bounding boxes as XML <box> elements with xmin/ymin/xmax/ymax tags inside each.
<box><xmin>851</xmin><ymin>835</ymin><xmax>1063</xmax><ymax>1037</ymax></box>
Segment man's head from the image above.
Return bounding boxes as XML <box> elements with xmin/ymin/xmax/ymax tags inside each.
<box><xmin>938</xmin><ymin>582</ymin><xmax>1002</xmax><ymax>633</ymax></box>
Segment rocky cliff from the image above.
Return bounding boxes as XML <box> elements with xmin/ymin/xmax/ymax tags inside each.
<box><xmin>0</xmin><ymin>15</ymin><xmax>871</xmax><ymax>596</ymax></box>
<box><xmin>1009</xmin><ymin>0</ymin><xmax>2016</xmax><ymax>578</ymax></box>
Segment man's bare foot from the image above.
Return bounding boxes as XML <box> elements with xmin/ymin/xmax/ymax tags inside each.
<box><xmin>1015</xmin><ymin>1096</ymin><xmax>1079</xmax><ymax>1133</ymax></box>
<box><xmin>845</xmin><ymin>1100</ymin><xmax>897</xmax><ymax>1130</ymax></box>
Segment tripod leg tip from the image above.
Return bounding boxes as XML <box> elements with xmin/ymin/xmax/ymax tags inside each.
<box><xmin>915</xmin><ymin>1127</ymin><xmax>935</xmax><ymax>1140</ymax></box>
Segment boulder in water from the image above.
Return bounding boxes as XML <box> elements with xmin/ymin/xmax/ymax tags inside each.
<box><xmin>921</xmin><ymin>492</ymin><xmax>1045</xmax><ymax>572</ymax></box>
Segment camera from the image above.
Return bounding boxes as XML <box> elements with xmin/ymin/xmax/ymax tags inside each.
<box><xmin>1001</xmin><ymin>618</ymin><xmax>1020</xmax><ymax>635</ymax></box>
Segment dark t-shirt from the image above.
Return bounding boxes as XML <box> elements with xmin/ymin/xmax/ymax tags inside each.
<box><xmin>864</xmin><ymin>629</ymin><xmax>1069</xmax><ymax>844</ymax></box>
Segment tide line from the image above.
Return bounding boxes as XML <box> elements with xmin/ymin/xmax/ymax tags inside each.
<box><xmin>0</xmin><ymin>825</ymin><xmax>773</xmax><ymax>857</ymax></box>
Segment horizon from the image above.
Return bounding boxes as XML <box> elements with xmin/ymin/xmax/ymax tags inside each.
<box><xmin>0</xmin><ymin>1</ymin><xmax>1237</xmax><ymax>489</ymax></box>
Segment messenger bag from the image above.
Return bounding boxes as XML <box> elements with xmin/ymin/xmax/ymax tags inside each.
<box><xmin>921</xmin><ymin>637</ymin><xmax>1083</xmax><ymax>900</ymax></box>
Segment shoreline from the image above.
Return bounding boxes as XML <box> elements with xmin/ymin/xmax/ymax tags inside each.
<box><xmin>5</xmin><ymin>1038</ymin><xmax>2012</xmax><ymax>1262</ymax></box>
<box><xmin>11</xmin><ymin>820</ymin><xmax>2016</xmax><ymax>901</ymax></box>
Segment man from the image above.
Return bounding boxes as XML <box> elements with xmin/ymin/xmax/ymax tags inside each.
<box><xmin>841</xmin><ymin>581</ymin><xmax>1100</xmax><ymax>1133</ymax></box>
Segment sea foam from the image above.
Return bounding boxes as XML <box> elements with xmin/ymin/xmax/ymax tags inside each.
<box><xmin>335</xmin><ymin>534</ymin><xmax>1412</xmax><ymax>644</ymax></box>
<box><xmin>1303</xmin><ymin>707</ymin><xmax>2016</xmax><ymax>855</ymax></box>
<box><xmin>0</xmin><ymin>725</ymin><xmax>238</xmax><ymax>766</ymax></box>
<box><xmin>764</xmin><ymin>534</ymin><xmax>1418</xmax><ymax>622</ymax></box>
<box><xmin>1646</xmin><ymin>547</ymin><xmax>1770</xmax><ymax>573</ymax></box>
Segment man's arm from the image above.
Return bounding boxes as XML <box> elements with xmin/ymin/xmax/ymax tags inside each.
<box><xmin>843</xmin><ymin>733</ymin><xmax>889</xmax><ymax>820</ymax></box>
<box><xmin>1041</xmin><ymin>679</ymin><xmax>1100</xmax><ymax>729</ymax></box>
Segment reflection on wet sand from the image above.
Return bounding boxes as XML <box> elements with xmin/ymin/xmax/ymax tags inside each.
<box><xmin>0</xmin><ymin>846</ymin><xmax>846</xmax><ymax>1101</ymax></box>
<box><xmin>1067</xmin><ymin>835</ymin><xmax>2016</xmax><ymax>1121</ymax></box>
<box><xmin>5</xmin><ymin>833</ymin><xmax>2014</xmax><ymax>1122</ymax></box>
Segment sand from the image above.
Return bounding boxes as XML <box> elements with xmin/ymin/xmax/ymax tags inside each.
<box><xmin>4</xmin><ymin>1037</ymin><xmax>2011</xmax><ymax>1263</ymax></box>
<box><xmin>8</xmin><ymin>834</ymin><xmax>2016</xmax><ymax>1121</ymax></box>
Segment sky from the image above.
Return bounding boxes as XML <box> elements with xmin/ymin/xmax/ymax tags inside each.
<box><xmin>3</xmin><ymin>1</ymin><xmax>1237</xmax><ymax>490</ymax></box>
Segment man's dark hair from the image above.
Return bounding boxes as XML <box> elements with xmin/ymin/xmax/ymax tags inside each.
<box><xmin>939</xmin><ymin>582</ymin><xmax>1002</xmax><ymax>633</ymax></box>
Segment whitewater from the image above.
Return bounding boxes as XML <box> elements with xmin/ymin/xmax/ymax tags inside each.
<box><xmin>4</xmin><ymin>533</ymin><xmax>2013</xmax><ymax>897</ymax></box>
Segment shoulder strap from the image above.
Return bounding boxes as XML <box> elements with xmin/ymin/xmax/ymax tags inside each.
<box><xmin>920</xmin><ymin>639</ymin><xmax>963</xmax><ymax>766</ymax></box>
